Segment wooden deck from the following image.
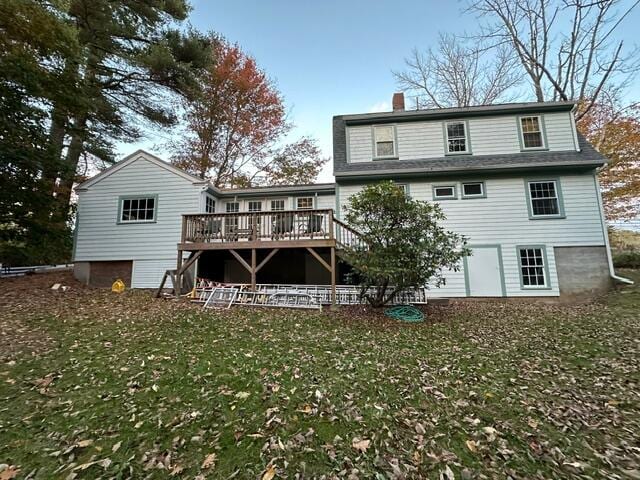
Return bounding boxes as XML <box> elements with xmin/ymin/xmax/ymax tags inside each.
<box><xmin>165</xmin><ymin>209</ymin><xmax>365</xmax><ymax>303</ymax></box>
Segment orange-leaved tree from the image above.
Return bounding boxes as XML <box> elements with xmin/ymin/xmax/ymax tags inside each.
<box><xmin>578</xmin><ymin>100</ymin><xmax>640</xmax><ymax>221</ymax></box>
<box><xmin>171</xmin><ymin>37</ymin><xmax>327</xmax><ymax>187</ymax></box>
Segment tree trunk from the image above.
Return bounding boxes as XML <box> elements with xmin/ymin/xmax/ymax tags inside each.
<box><xmin>52</xmin><ymin>114</ymin><xmax>87</xmax><ymax>221</ymax></box>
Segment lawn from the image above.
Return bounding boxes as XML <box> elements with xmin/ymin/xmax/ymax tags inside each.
<box><xmin>1</xmin><ymin>271</ymin><xmax>639</xmax><ymax>479</ymax></box>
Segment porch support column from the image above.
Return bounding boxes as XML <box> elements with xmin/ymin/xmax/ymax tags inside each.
<box><xmin>251</xmin><ymin>248</ymin><xmax>257</xmax><ymax>291</ymax></box>
<box><xmin>331</xmin><ymin>246</ymin><xmax>336</xmax><ymax>308</ymax></box>
<box><xmin>175</xmin><ymin>249</ymin><xmax>183</xmax><ymax>297</ymax></box>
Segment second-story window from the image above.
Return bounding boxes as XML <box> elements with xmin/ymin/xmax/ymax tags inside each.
<box><xmin>373</xmin><ymin>125</ymin><xmax>396</xmax><ymax>158</ymax></box>
<box><xmin>445</xmin><ymin>122</ymin><xmax>469</xmax><ymax>153</ymax></box>
<box><xmin>520</xmin><ymin>116</ymin><xmax>545</xmax><ymax>149</ymax></box>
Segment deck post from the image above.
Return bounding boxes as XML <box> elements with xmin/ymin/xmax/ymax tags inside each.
<box><xmin>251</xmin><ymin>248</ymin><xmax>257</xmax><ymax>291</ymax></box>
<box><xmin>175</xmin><ymin>250</ymin><xmax>183</xmax><ymax>297</ymax></box>
<box><xmin>330</xmin><ymin>246</ymin><xmax>336</xmax><ymax>307</ymax></box>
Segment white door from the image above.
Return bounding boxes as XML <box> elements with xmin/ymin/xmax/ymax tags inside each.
<box><xmin>466</xmin><ymin>246</ymin><xmax>504</xmax><ymax>297</ymax></box>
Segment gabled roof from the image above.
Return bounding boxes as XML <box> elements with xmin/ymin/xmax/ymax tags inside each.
<box><xmin>75</xmin><ymin>149</ymin><xmax>209</xmax><ymax>191</ymax></box>
<box><xmin>75</xmin><ymin>149</ymin><xmax>335</xmax><ymax>196</ymax></box>
<box><xmin>337</xmin><ymin>100</ymin><xmax>576</xmax><ymax>125</ymax></box>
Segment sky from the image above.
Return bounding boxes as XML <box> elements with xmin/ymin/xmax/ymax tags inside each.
<box><xmin>120</xmin><ymin>0</ymin><xmax>640</xmax><ymax>183</ymax></box>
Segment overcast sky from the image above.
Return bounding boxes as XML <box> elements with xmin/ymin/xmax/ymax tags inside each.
<box><xmin>120</xmin><ymin>0</ymin><xmax>640</xmax><ymax>183</ymax></box>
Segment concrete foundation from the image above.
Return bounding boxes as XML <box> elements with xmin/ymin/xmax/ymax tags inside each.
<box><xmin>73</xmin><ymin>260</ymin><xmax>133</xmax><ymax>288</ymax></box>
<box><xmin>554</xmin><ymin>246</ymin><xmax>611</xmax><ymax>296</ymax></box>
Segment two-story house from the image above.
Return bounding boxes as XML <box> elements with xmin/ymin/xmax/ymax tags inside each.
<box><xmin>73</xmin><ymin>95</ymin><xmax>621</xmax><ymax>299</ymax></box>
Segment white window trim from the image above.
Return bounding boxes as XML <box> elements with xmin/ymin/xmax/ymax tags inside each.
<box><xmin>204</xmin><ymin>194</ymin><xmax>216</xmax><ymax>213</ymax></box>
<box><xmin>526</xmin><ymin>179</ymin><xmax>564</xmax><ymax>219</ymax></box>
<box><xmin>372</xmin><ymin>125</ymin><xmax>397</xmax><ymax>159</ymax></box>
<box><xmin>225</xmin><ymin>201</ymin><xmax>240</xmax><ymax>213</ymax></box>
<box><xmin>247</xmin><ymin>200</ymin><xmax>263</xmax><ymax>212</ymax></box>
<box><xmin>269</xmin><ymin>198</ymin><xmax>287</xmax><ymax>211</ymax></box>
<box><xmin>517</xmin><ymin>246</ymin><xmax>550</xmax><ymax>289</ymax></box>
<box><xmin>444</xmin><ymin>121</ymin><xmax>470</xmax><ymax>155</ymax></box>
<box><xmin>432</xmin><ymin>185</ymin><xmax>457</xmax><ymax>200</ymax></box>
<box><xmin>296</xmin><ymin>196</ymin><xmax>315</xmax><ymax>210</ymax></box>
<box><xmin>461</xmin><ymin>182</ymin><xmax>485</xmax><ymax>199</ymax></box>
<box><xmin>118</xmin><ymin>195</ymin><xmax>158</xmax><ymax>224</ymax></box>
<box><xmin>519</xmin><ymin>115</ymin><xmax>547</xmax><ymax>150</ymax></box>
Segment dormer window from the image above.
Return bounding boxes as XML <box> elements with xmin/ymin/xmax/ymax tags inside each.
<box><xmin>520</xmin><ymin>116</ymin><xmax>545</xmax><ymax>149</ymax></box>
<box><xmin>373</xmin><ymin>125</ymin><xmax>396</xmax><ymax>158</ymax></box>
<box><xmin>445</xmin><ymin>121</ymin><xmax>469</xmax><ymax>154</ymax></box>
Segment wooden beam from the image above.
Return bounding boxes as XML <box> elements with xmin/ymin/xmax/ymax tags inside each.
<box><xmin>306</xmin><ymin>247</ymin><xmax>331</xmax><ymax>272</ymax></box>
<box><xmin>178</xmin><ymin>239</ymin><xmax>336</xmax><ymax>251</ymax></box>
<box><xmin>256</xmin><ymin>248</ymin><xmax>280</xmax><ymax>273</ymax></box>
<box><xmin>175</xmin><ymin>251</ymin><xmax>184</xmax><ymax>297</ymax></box>
<box><xmin>177</xmin><ymin>250</ymin><xmax>202</xmax><ymax>276</ymax></box>
<box><xmin>229</xmin><ymin>249</ymin><xmax>251</xmax><ymax>272</ymax></box>
<box><xmin>331</xmin><ymin>247</ymin><xmax>336</xmax><ymax>307</ymax></box>
<box><xmin>251</xmin><ymin>248</ymin><xmax>256</xmax><ymax>290</ymax></box>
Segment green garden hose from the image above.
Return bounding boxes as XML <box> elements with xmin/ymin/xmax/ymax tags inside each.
<box><xmin>384</xmin><ymin>304</ymin><xmax>425</xmax><ymax>323</ymax></box>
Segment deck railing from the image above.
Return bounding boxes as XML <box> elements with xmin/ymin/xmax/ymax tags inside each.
<box><xmin>182</xmin><ymin>209</ymin><xmax>335</xmax><ymax>244</ymax></box>
<box><xmin>182</xmin><ymin>209</ymin><xmax>368</xmax><ymax>249</ymax></box>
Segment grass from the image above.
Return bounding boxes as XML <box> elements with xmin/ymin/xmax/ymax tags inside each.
<box><xmin>1</xmin><ymin>271</ymin><xmax>639</xmax><ymax>479</ymax></box>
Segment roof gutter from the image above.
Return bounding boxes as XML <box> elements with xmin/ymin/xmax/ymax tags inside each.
<box><xmin>594</xmin><ymin>174</ymin><xmax>634</xmax><ymax>285</ymax></box>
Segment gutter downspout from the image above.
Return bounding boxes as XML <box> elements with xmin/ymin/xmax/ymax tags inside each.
<box><xmin>594</xmin><ymin>173</ymin><xmax>634</xmax><ymax>285</ymax></box>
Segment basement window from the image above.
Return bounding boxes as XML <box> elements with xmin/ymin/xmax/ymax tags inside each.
<box><xmin>518</xmin><ymin>246</ymin><xmax>549</xmax><ymax>288</ymax></box>
<box><xmin>119</xmin><ymin>196</ymin><xmax>157</xmax><ymax>223</ymax></box>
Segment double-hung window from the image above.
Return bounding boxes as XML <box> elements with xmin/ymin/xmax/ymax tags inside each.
<box><xmin>373</xmin><ymin>125</ymin><xmax>396</xmax><ymax>158</ymax></box>
<box><xmin>527</xmin><ymin>180</ymin><xmax>563</xmax><ymax>218</ymax></box>
<box><xmin>445</xmin><ymin>122</ymin><xmax>469</xmax><ymax>154</ymax></box>
<box><xmin>520</xmin><ymin>116</ymin><xmax>545</xmax><ymax>149</ymax></box>
<box><xmin>518</xmin><ymin>246</ymin><xmax>548</xmax><ymax>288</ymax></box>
<box><xmin>119</xmin><ymin>196</ymin><xmax>157</xmax><ymax>223</ymax></box>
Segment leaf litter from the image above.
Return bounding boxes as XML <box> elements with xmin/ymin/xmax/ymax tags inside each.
<box><xmin>0</xmin><ymin>270</ymin><xmax>639</xmax><ymax>478</ymax></box>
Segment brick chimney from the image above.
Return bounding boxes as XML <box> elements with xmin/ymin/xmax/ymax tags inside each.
<box><xmin>392</xmin><ymin>92</ymin><xmax>405</xmax><ymax>112</ymax></box>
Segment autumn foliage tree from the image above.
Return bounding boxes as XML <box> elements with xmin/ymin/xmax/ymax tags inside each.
<box><xmin>578</xmin><ymin>100</ymin><xmax>640</xmax><ymax>221</ymax></box>
<box><xmin>171</xmin><ymin>38</ymin><xmax>327</xmax><ymax>187</ymax></box>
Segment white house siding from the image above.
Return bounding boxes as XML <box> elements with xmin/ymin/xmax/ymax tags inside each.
<box><xmin>337</xmin><ymin>174</ymin><xmax>605</xmax><ymax>297</ymax></box>
<box><xmin>132</xmin><ymin>258</ymin><xmax>178</xmax><ymax>289</ymax></box>
<box><xmin>346</xmin><ymin>113</ymin><xmax>577</xmax><ymax>163</ymax></box>
<box><xmin>347</xmin><ymin>126</ymin><xmax>373</xmax><ymax>163</ymax></box>
<box><xmin>544</xmin><ymin>112</ymin><xmax>577</xmax><ymax>151</ymax></box>
<box><xmin>75</xmin><ymin>157</ymin><xmax>202</xmax><ymax>288</ymax></box>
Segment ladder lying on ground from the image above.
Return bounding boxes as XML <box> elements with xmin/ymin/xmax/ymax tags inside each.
<box><xmin>194</xmin><ymin>279</ymin><xmax>428</xmax><ymax>309</ymax></box>
<box><xmin>201</xmin><ymin>283</ymin><xmax>321</xmax><ymax>310</ymax></box>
